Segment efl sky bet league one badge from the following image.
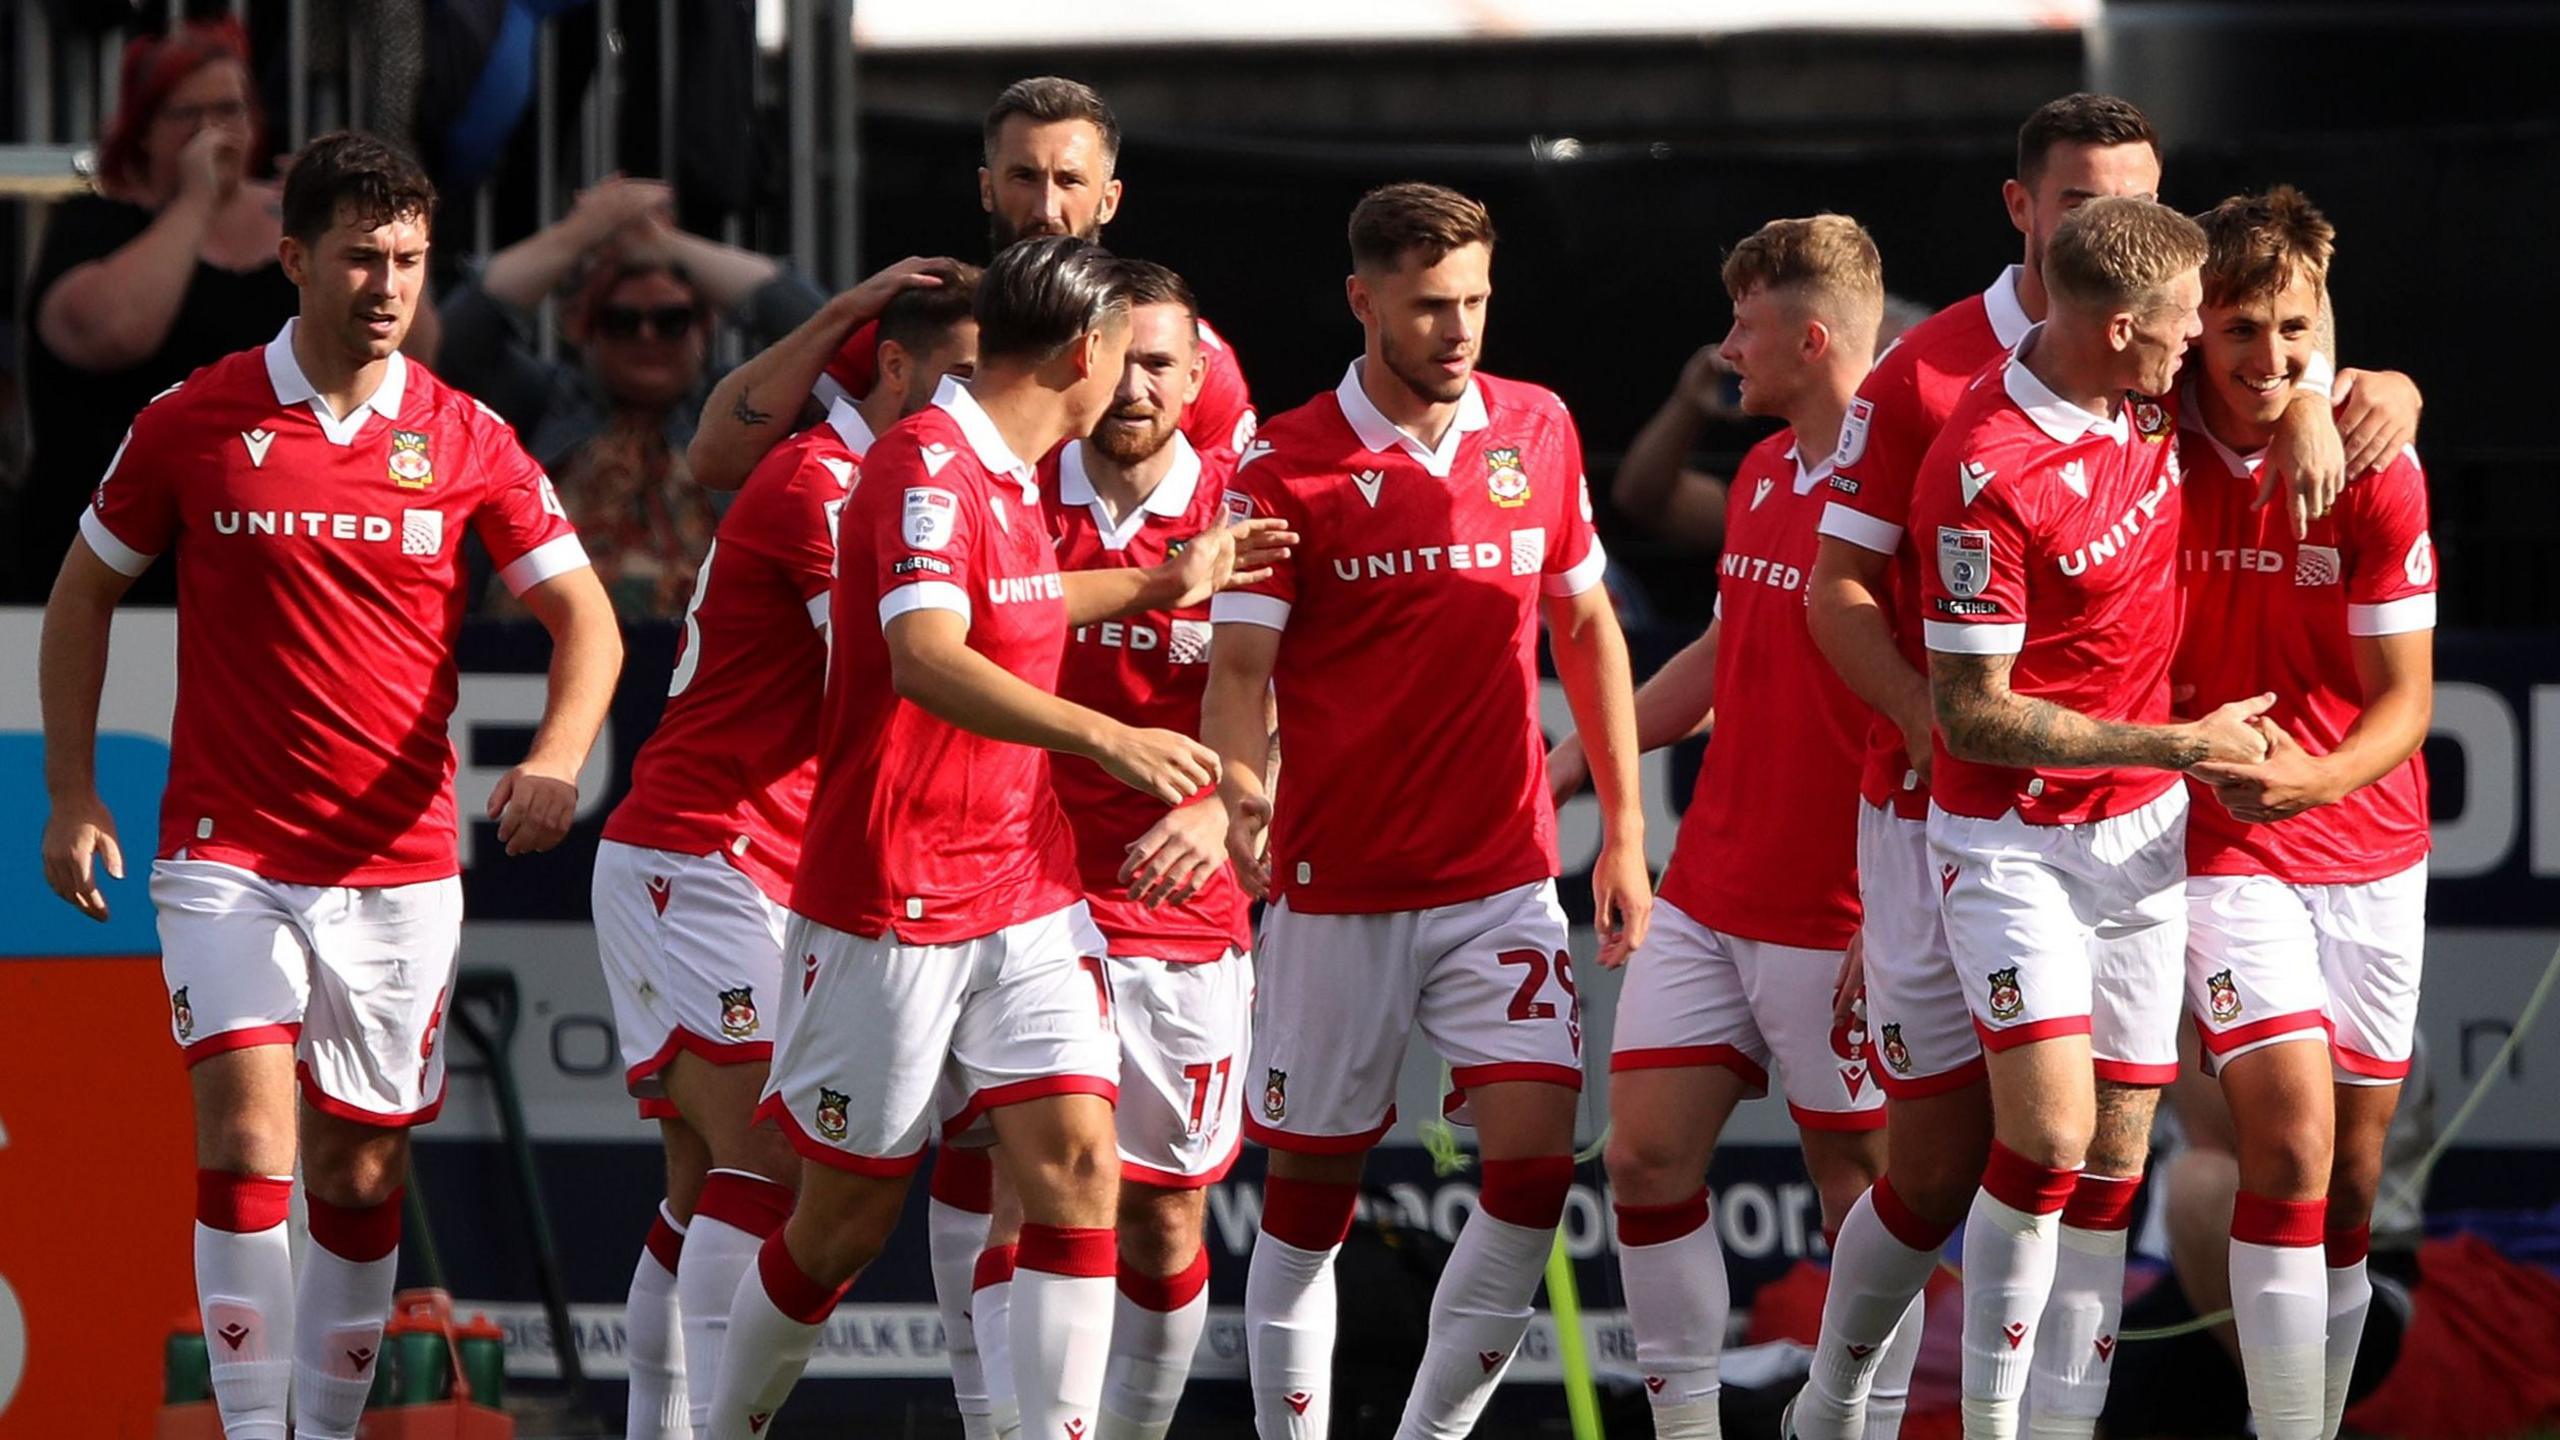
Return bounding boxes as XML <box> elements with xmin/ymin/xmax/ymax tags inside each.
<box><xmin>1263</xmin><ymin>1068</ymin><xmax>1287</xmax><ymax>1122</ymax></box>
<box><xmin>815</xmin><ymin>1086</ymin><xmax>851</xmax><ymax>1142</ymax></box>
<box><xmin>2207</xmin><ymin>969</ymin><xmax>2244</xmax><ymax>1024</ymax></box>
<box><xmin>1939</xmin><ymin>527</ymin><xmax>1992</xmax><ymax>599</ymax></box>
<box><xmin>388</xmin><ymin>429</ymin><xmax>434</xmax><ymax>489</ymax></box>
<box><xmin>719</xmin><ymin>985</ymin><xmax>760</xmax><ymax>1039</ymax></box>
<box><xmin>1485</xmin><ymin>447</ymin><xmax>1531</xmax><ymax>508</ymax></box>
<box><xmin>1987</xmin><ymin>966</ymin><xmax>2025</xmax><ymax>1022</ymax></box>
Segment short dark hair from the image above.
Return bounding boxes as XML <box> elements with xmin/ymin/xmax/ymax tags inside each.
<box><xmin>975</xmin><ymin>236</ymin><xmax>1130</xmax><ymax>363</ymax></box>
<box><xmin>281</xmin><ymin>131</ymin><xmax>436</xmax><ymax>246</ymax></box>
<box><xmin>2015</xmin><ymin>93</ymin><xmax>2161</xmax><ymax>188</ymax></box>
<box><xmin>2197</xmin><ymin>185</ymin><xmax>2335</xmax><ymax>311</ymax></box>
<box><xmin>1114</xmin><ymin>259</ymin><xmax>1197</xmax><ymax>325</ymax></box>
<box><xmin>1348</xmin><ymin>183</ymin><xmax>1497</xmax><ymax>272</ymax></box>
<box><xmin>877</xmin><ymin>261</ymin><xmax>984</xmax><ymax>358</ymax></box>
<box><xmin>983</xmin><ymin>77</ymin><xmax>1120</xmax><ymax>169</ymax></box>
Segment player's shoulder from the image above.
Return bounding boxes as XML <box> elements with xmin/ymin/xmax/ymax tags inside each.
<box><xmin>1195</xmin><ymin>314</ymin><xmax>1233</xmax><ymax>355</ymax></box>
<box><xmin>1473</xmin><ymin>371</ymin><xmax>1573</xmax><ymax>428</ymax></box>
<box><xmin>863</xmin><ymin>404</ymin><xmax>966</xmax><ymax>479</ymax></box>
<box><xmin>1233</xmin><ymin>393</ymin><xmax>1353</xmax><ymax>480</ymax></box>
<box><xmin>751</xmin><ymin>421</ymin><xmax>863</xmax><ymax>509</ymax></box>
<box><xmin>137</xmin><ymin>346</ymin><xmax>265</xmax><ymax>423</ymax></box>
<box><xmin>1918</xmin><ymin>394</ymin><xmax>2041</xmax><ymax>513</ymax></box>
<box><xmin>1739</xmin><ymin>427</ymin><xmax>1800</xmax><ymax>478</ymax></box>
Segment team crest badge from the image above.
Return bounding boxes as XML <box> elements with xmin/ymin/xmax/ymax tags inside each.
<box><xmin>1986</xmin><ymin>966</ymin><xmax>2025</xmax><ymax>1022</ymax></box>
<box><xmin>1263</xmin><ymin>1068</ymin><xmax>1288</xmax><ymax>1122</ymax></box>
<box><xmin>814</xmin><ymin>1087</ymin><xmax>851</xmax><ymax>1142</ymax></box>
<box><xmin>2131</xmin><ymin>398</ymin><xmax>2170</xmax><ymax>442</ymax></box>
<box><xmin>388</xmin><ymin>430</ymin><xmax>435</xmax><ymax>489</ymax></box>
<box><xmin>1881</xmin><ymin>1023</ymin><xmax>1912</xmax><ymax>1075</ymax></box>
<box><xmin>171</xmin><ymin>986</ymin><xmax>196</xmax><ymax>1042</ymax></box>
<box><xmin>1484</xmin><ymin>448</ymin><xmax>1531</xmax><ymax>508</ymax></box>
<box><xmin>718</xmin><ymin>985</ymin><xmax>760</xmax><ymax>1040</ymax></box>
<box><xmin>2207</xmin><ymin>969</ymin><xmax>2243</xmax><ymax>1024</ymax></box>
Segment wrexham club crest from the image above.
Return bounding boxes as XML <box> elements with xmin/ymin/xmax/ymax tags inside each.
<box><xmin>1986</xmin><ymin>966</ymin><xmax>2025</xmax><ymax>1022</ymax></box>
<box><xmin>2131</xmin><ymin>397</ymin><xmax>2170</xmax><ymax>443</ymax></box>
<box><xmin>1263</xmin><ymin>1068</ymin><xmax>1288</xmax><ymax>1122</ymax></box>
<box><xmin>718</xmin><ymin>985</ymin><xmax>760</xmax><ymax>1040</ymax></box>
<box><xmin>2207</xmin><ymin>969</ymin><xmax>2244</xmax><ymax>1024</ymax></box>
<box><xmin>1881</xmin><ymin>1022</ymin><xmax>1912</xmax><ymax>1075</ymax></box>
<box><xmin>171</xmin><ymin>986</ymin><xmax>195</xmax><ymax>1043</ymax></box>
<box><xmin>1484</xmin><ymin>448</ymin><xmax>1531</xmax><ymax>508</ymax></box>
<box><xmin>814</xmin><ymin>1086</ymin><xmax>851</xmax><ymax>1142</ymax></box>
<box><xmin>388</xmin><ymin>429</ymin><xmax>435</xmax><ymax>489</ymax></box>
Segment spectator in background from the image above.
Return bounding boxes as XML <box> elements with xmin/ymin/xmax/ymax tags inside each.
<box><xmin>1611</xmin><ymin>293</ymin><xmax>1931</xmax><ymax>555</ymax></box>
<box><xmin>438</xmin><ymin>175</ymin><xmax>825</xmax><ymax>617</ymax></box>
<box><xmin>11</xmin><ymin>19</ymin><xmax>292</xmax><ymax>602</ymax></box>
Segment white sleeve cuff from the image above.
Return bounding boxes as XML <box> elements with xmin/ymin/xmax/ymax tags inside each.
<box><xmin>1817</xmin><ymin>502</ymin><xmax>1903</xmax><ymax>555</ymax></box>
<box><xmin>805</xmin><ymin>590</ymin><xmax>832</xmax><ymax>629</ymax></box>
<box><xmin>1924</xmin><ymin>620</ymin><xmax>2026</xmax><ymax>655</ymax></box>
<box><xmin>879</xmin><ymin>580</ymin><xmax>970</xmax><ymax>629</ymax></box>
<box><xmin>78</xmin><ymin>507</ymin><xmax>156</xmax><ymax>577</ymax></box>
<box><xmin>2347</xmin><ymin>594</ymin><xmax>2436</xmax><ymax>636</ymax></box>
<box><xmin>1541</xmin><ymin>540</ymin><xmax>1610</xmax><ymax>597</ymax></box>
<box><xmin>2297</xmin><ymin>351</ymin><xmax>2337</xmax><ymax>400</ymax></box>
<box><xmin>1211</xmin><ymin>592</ymin><xmax>1291</xmax><ymax>630</ymax></box>
<box><xmin>498</xmin><ymin>533</ymin><xmax>592</xmax><ymax>596</ymax></box>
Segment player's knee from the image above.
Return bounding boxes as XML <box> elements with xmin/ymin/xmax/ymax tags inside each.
<box><xmin>2239</xmin><ymin>1116</ymin><xmax>2333</xmax><ymax>1201</ymax></box>
<box><xmin>1115</xmin><ymin>1184</ymin><xmax>1204</xmax><ymax>1276</ymax></box>
<box><xmin>194</xmin><ymin>1112</ymin><xmax>294</xmax><ymax>1176</ymax></box>
<box><xmin>2326</xmin><ymin>1154</ymin><xmax>2382</xmax><ymax>1230</ymax></box>
<box><xmin>1602</xmin><ymin>1128</ymin><xmax>1700</xmax><ymax>1203</ymax></box>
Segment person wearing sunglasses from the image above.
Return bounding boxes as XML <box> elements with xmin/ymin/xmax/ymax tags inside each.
<box><xmin>438</xmin><ymin>174</ymin><xmax>828</xmax><ymax>616</ymax></box>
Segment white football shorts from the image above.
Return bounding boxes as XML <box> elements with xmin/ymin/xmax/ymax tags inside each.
<box><xmin>592</xmin><ymin>839</ymin><xmax>788</xmax><ymax>1119</ymax></box>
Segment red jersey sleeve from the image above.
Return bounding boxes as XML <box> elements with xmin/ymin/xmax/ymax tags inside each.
<box><xmin>1208</xmin><ymin>453</ymin><xmax>1298</xmax><ymax>630</ymax></box>
<box><xmin>1541</xmin><ymin>405</ymin><xmax>1607</xmax><ymax>597</ymax></box>
<box><xmin>821</xmin><ymin>318</ymin><xmax>882</xmax><ymax>402</ymax></box>
<box><xmin>731</xmin><ymin>444</ymin><xmax>856</xmax><ymax>625</ymax></box>
<box><xmin>1820</xmin><ymin>363</ymin><xmax>1930</xmax><ymax>555</ymax></box>
<box><xmin>2342</xmin><ymin>447</ymin><xmax>2436</xmax><ymax>636</ymax></box>
<box><xmin>78</xmin><ymin>388</ymin><xmax>185</xmax><ymax>575</ymax></box>
<box><xmin>1185</xmin><ymin>320</ymin><xmax>1258</xmax><ymax>463</ymax></box>
<box><xmin>467</xmin><ymin>403</ymin><xmax>589</xmax><ymax>596</ymax></box>
<box><xmin>872</xmin><ymin>460</ymin><xmax>984</xmax><ymax>632</ymax></box>
<box><xmin>1918</xmin><ymin>453</ymin><xmax>2032</xmax><ymax>657</ymax></box>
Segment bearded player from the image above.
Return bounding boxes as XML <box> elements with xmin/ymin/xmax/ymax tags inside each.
<box><xmin>39</xmin><ymin>133</ymin><xmax>619</xmax><ymax>1440</ymax></box>
<box><xmin>590</xmin><ymin>271</ymin><xmax>980</xmax><ymax>1439</ymax></box>
<box><xmin>2174</xmin><ymin>186</ymin><xmax>2434</xmax><ymax>1440</ymax></box>
<box><xmin>1204</xmin><ymin>182</ymin><xmax>1649</xmax><ymax>1439</ymax></box>
<box><xmin>1796</xmin><ymin>95</ymin><xmax>2423</xmax><ymax>1440</ymax></box>
<box><xmin>691</xmin><ymin>75</ymin><xmax>1255</xmax><ymax>492</ymax></box>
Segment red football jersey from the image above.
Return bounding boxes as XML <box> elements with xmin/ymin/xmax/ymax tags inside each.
<box><xmin>1042</xmin><ymin>436</ymin><xmax>1253</xmax><ymax>962</ymax></box>
<box><xmin>1212</xmin><ymin>362</ymin><xmax>1607</xmax><ymax>914</ymax></box>
<box><xmin>80</xmin><ymin>321</ymin><xmax>587</xmax><ymax>885</ymax></box>
<box><xmin>603</xmin><ymin>400</ymin><xmax>872</xmax><ymax>901</ymax></box>
<box><xmin>1911</xmin><ymin>330</ymin><xmax>2187</xmax><ymax>825</ymax></box>
<box><xmin>1818</xmin><ymin>265</ymin><xmax>2034</xmax><ymax>819</ymax></box>
<box><xmin>823</xmin><ymin>315</ymin><xmax>1257</xmax><ymax>467</ymax></box>
<box><xmin>2175</xmin><ymin>413</ymin><xmax>2435</xmax><ymax>883</ymax></box>
<box><xmin>790</xmin><ymin>377</ymin><xmax>1082</xmax><ymax>943</ymax></box>
<box><xmin>1658</xmin><ymin>432</ymin><xmax>1866</xmax><ymax>949</ymax></box>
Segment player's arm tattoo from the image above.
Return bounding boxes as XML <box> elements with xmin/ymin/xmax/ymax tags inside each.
<box><xmin>730</xmin><ymin>387</ymin><xmax>774</xmax><ymax>427</ymax></box>
<box><xmin>1930</xmin><ymin>651</ymin><xmax>2207</xmax><ymax>771</ymax></box>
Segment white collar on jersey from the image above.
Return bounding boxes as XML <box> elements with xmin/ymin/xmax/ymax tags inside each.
<box><xmin>1781</xmin><ymin>440</ymin><xmax>1835</xmax><ymax>495</ymax></box>
<box><xmin>1984</xmin><ymin>264</ymin><xmax>2035</xmax><ymax>348</ymax></box>
<box><xmin>1059</xmin><ymin>431</ymin><xmax>1203</xmax><ymax>552</ymax></box>
<box><xmin>1334</xmin><ymin>358</ymin><xmax>1489</xmax><ymax>479</ymax></box>
<box><xmin>2002</xmin><ymin>325</ymin><xmax>2129</xmax><ymax>445</ymax></box>
<box><xmin>930</xmin><ymin>374</ymin><xmax>1038</xmax><ymax>501</ymax></box>
<box><xmin>2174</xmin><ymin>373</ymin><xmax>2266</xmax><ymax>476</ymax></box>
<box><xmin>263</xmin><ymin>318</ymin><xmax>409</xmax><ymax>447</ymax></box>
<box><xmin>823</xmin><ymin>394</ymin><xmax>877</xmax><ymax>458</ymax></box>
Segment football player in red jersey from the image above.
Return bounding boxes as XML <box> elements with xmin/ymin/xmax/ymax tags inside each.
<box><xmin>2173</xmin><ymin>188</ymin><xmax>2435</xmax><ymax>1440</ymax></box>
<box><xmin>591</xmin><ymin>272</ymin><xmax>980</xmax><ymax>1439</ymax></box>
<box><xmin>39</xmin><ymin>133</ymin><xmax>620</xmax><ymax>1440</ymax></box>
<box><xmin>701</xmin><ymin>237</ymin><xmax>1286</xmax><ymax>1440</ymax></box>
<box><xmin>691</xmin><ymin>76</ymin><xmax>1256</xmax><ymax>493</ymax></box>
<box><xmin>1795</xmin><ymin>95</ymin><xmax>2426</xmax><ymax>1440</ymax></box>
<box><xmin>1204</xmin><ymin>183</ymin><xmax>1649</xmax><ymax>1438</ymax></box>
<box><xmin>1548</xmin><ymin>215</ymin><xmax>1905</xmax><ymax>1439</ymax></box>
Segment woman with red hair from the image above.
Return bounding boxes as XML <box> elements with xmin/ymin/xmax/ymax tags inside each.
<box><xmin>13</xmin><ymin>19</ymin><xmax>292</xmax><ymax>600</ymax></box>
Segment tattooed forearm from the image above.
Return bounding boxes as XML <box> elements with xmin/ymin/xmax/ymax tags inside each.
<box><xmin>1931</xmin><ymin>652</ymin><xmax>2206</xmax><ymax>771</ymax></box>
<box><xmin>730</xmin><ymin>387</ymin><xmax>773</xmax><ymax>426</ymax></box>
